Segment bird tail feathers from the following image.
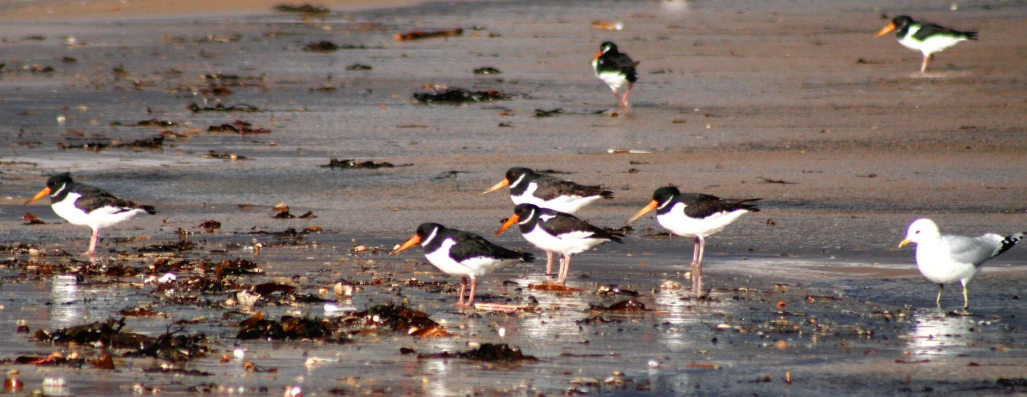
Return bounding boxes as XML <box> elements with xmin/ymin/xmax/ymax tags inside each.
<box><xmin>995</xmin><ymin>232</ymin><xmax>1024</xmax><ymax>257</ymax></box>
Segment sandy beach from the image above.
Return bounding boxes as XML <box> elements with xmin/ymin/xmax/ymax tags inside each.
<box><xmin>2</xmin><ymin>0</ymin><xmax>1027</xmax><ymax>395</ymax></box>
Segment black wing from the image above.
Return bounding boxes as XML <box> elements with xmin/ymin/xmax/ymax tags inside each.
<box><xmin>72</xmin><ymin>184</ymin><xmax>157</xmax><ymax>215</ymax></box>
<box><xmin>533</xmin><ymin>175</ymin><xmax>614</xmax><ymax>200</ymax></box>
<box><xmin>603</xmin><ymin>52</ymin><xmax>638</xmax><ymax>83</ymax></box>
<box><xmin>449</xmin><ymin>230</ymin><xmax>533</xmax><ymax>262</ymax></box>
<box><xmin>681</xmin><ymin>193</ymin><xmax>760</xmax><ymax>219</ymax></box>
<box><xmin>913</xmin><ymin>22</ymin><xmax>977</xmax><ymax>40</ymax></box>
<box><xmin>539</xmin><ymin>213</ymin><xmax>623</xmax><ymax>243</ymax></box>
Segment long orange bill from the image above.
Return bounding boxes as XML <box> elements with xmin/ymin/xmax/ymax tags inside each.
<box><xmin>874</xmin><ymin>23</ymin><xmax>896</xmax><ymax>38</ymax></box>
<box><xmin>495</xmin><ymin>214</ymin><xmax>521</xmax><ymax>236</ymax></box>
<box><xmin>625</xmin><ymin>200</ymin><xmax>659</xmax><ymax>225</ymax></box>
<box><xmin>25</xmin><ymin>187</ymin><xmax>51</xmax><ymax>204</ymax></box>
<box><xmin>593</xmin><ymin>50</ymin><xmax>603</xmax><ymax>60</ymax></box>
<box><xmin>482</xmin><ymin>178</ymin><xmax>510</xmax><ymax>195</ymax></box>
<box><xmin>389</xmin><ymin>234</ymin><xmax>422</xmax><ymax>256</ymax></box>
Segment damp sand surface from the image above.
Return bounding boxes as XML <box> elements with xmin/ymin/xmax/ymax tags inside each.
<box><xmin>2</xmin><ymin>0</ymin><xmax>1027</xmax><ymax>395</ymax></box>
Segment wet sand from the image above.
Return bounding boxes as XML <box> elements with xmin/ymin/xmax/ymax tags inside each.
<box><xmin>2</xmin><ymin>0</ymin><xmax>1027</xmax><ymax>395</ymax></box>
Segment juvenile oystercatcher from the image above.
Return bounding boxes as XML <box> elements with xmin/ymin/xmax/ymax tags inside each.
<box><xmin>626</xmin><ymin>186</ymin><xmax>759</xmax><ymax>296</ymax></box>
<box><xmin>495</xmin><ymin>204</ymin><xmax>623</xmax><ymax>285</ymax></box>
<box><xmin>483</xmin><ymin>167</ymin><xmax>613</xmax><ymax>275</ymax></box>
<box><xmin>591</xmin><ymin>41</ymin><xmax>638</xmax><ymax>107</ymax></box>
<box><xmin>390</xmin><ymin>223</ymin><xmax>534</xmax><ymax>307</ymax></box>
<box><xmin>25</xmin><ymin>172</ymin><xmax>156</xmax><ymax>256</ymax></box>
<box><xmin>899</xmin><ymin>218</ymin><xmax>1023</xmax><ymax>312</ymax></box>
<box><xmin>875</xmin><ymin>15</ymin><xmax>978</xmax><ymax>73</ymax></box>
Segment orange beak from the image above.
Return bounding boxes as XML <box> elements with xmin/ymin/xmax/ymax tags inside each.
<box><xmin>874</xmin><ymin>22</ymin><xmax>896</xmax><ymax>38</ymax></box>
<box><xmin>494</xmin><ymin>214</ymin><xmax>520</xmax><ymax>236</ymax></box>
<box><xmin>389</xmin><ymin>234</ymin><xmax>422</xmax><ymax>256</ymax></box>
<box><xmin>25</xmin><ymin>187</ymin><xmax>51</xmax><ymax>204</ymax></box>
<box><xmin>593</xmin><ymin>50</ymin><xmax>603</xmax><ymax>60</ymax></box>
<box><xmin>482</xmin><ymin>178</ymin><xmax>510</xmax><ymax>195</ymax></box>
<box><xmin>626</xmin><ymin>200</ymin><xmax>659</xmax><ymax>225</ymax></box>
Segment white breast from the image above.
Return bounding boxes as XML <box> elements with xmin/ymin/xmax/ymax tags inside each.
<box><xmin>656</xmin><ymin>202</ymin><xmax>751</xmax><ymax>238</ymax></box>
<box><xmin>51</xmin><ymin>193</ymin><xmax>146</xmax><ymax>230</ymax></box>
<box><xmin>522</xmin><ymin>227</ymin><xmax>606</xmax><ymax>256</ymax></box>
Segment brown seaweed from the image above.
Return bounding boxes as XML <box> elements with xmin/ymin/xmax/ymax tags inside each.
<box><xmin>395</xmin><ymin>28</ymin><xmax>463</xmax><ymax>41</ymax></box>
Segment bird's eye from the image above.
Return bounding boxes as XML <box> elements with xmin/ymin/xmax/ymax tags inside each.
<box><xmin>914</xmin><ymin>230</ymin><xmax>920</xmax><ymax>234</ymax></box>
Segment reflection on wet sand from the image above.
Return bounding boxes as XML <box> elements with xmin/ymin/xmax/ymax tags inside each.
<box><xmin>49</xmin><ymin>274</ymin><xmax>86</xmax><ymax>329</ymax></box>
<box><xmin>904</xmin><ymin>310</ymin><xmax>976</xmax><ymax>356</ymax></box>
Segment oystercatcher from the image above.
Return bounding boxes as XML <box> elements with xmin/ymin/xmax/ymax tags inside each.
<box><xmin>25</xmin><ymin>172</ymin><xmax>156</xmax><ymax>256</ymax></box>
<box><xmin>874</xmin><ymin>15</ymin><xmax>978</xmax><ymax>73</ymax></box>
<box><xmin>495</xmin><ymin>204</ymin><xmax>623</xmax><ymax>285</ymax></box>
<box><xmin>592</xmin><ymin>41</ymin><xmax>638</xmax><ymax>107</ymax></box>
<box><xmin>625</xmin><ymin>186</ymin><xmax>759</xmax><ymax>296</ymax></box>
<box><xmin>899</xmin><ymin>218</ymin><xmax>1023</xmax><ymax>312</ymax></box>
<box><xmin>483</xmin><ymin>167</ymin><xmax>614</xmax><ymax>275</ymax></box>
<box><xmin>390</xmin><ymin>223</ymin><xmax>534</xmax><ymax>307</ymax></box>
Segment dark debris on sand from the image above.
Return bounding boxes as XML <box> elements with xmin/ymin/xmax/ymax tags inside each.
<box><xmin>57</xmin><ymin>135</ymin><xmax>165</xmax><ymax>151</ymax></box>
<box><xmin>208</xmin><ymin>120</ymin><xmax>271</xmax><ymax>134</ymax></box>
<box><xmin>413</xmin><ymin>88</ymin><xmax>509</xmax><ymax>104</ymax></box>
<box><xmin>345</xmin><ymin>302</ymin><xmax>449</xmax><ymax>337</ymax></box>
<box><xmin>34</xmin><ymin>318</ymin><xmax>210</xmax><ymax>362</ymax></box>
<box><xmin>237</xmin><ymin>313</ymin><xmax>341</xmax><ymax>341</ymax></box>
<box><xmin>274</xmin><ymin>4</ymin><xmax>330</xmax><ymax>14</ymax></box>
<box><xmin>321</xmin><ymin>158</ymin><xmax>411</xmax><ymax>169</ymax></box>
<box><xmin>417</xmin><ymin>343</ymin><xmax>537</xmax><ymax>362</ymax></box>
<box><xmin>187</xmin><ymin>103</ymin><xmax>261</xmax><ymax>113</ymax></box>
<box><xmin>303</xmin><ymin>41</ymin><xmax>382</xmax><ymax>52</ymax></box>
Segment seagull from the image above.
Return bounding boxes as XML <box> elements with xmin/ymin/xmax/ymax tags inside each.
<box><xmin>495</xmin><ymin>203</ymin><xmax>623</xmax><ymax>284</ymax></box>
<box><xmin>874</xmin><ymin>15</ymin><xmax>978</xmax><ymax>73</ymax></box>
<box><xmin>483</xmin><ymin>167</ymin><xmax>613</xmax><ymax>276</ymax></box>
<box><xmin>898</xmin><ymin>218</ymin><xmax>1023</xmax><ymax>311</ymax></box>
<box><xmin>390</xmin><ymin>223</ymin><xmax>534</xmax><ymax>307</ymax></box>
<box><xmin>592</xmin><ymin>41</ymin><xmax>638</xmax><ymax>107</ymax></box>
<box><xmin>626</xmin><ymin>186</ymin><xmax>759</xmax><ymax>296</ymax></box>
<box><xmin>25</xmin><ymin>172</ymin><xmax>156</xmax><ymax>256</ymax></box>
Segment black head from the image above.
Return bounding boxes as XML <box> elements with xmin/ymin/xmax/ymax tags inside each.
<box><xmin>46</xmin><ymin>172</ymin><xmax>74</xmax><ymax>189</ymax></box>
<box><xmin>415</xmin><ymin>223</ymin><xmax>445</xmax><ymax>239</ymax></box>
<box><xmin>651</xmin><ymin>186</ymin><xmax>681</xmax><ymax>205</ymax></box>
<box><xmin>512</xmin><ymin>203</ymin><xmax>541</xmax><ymax>221</ymax></box>
<box><xmin>891</xmin><ymin>15</ymin><xmax>914</xmax><ymax>30</ymax></box>
<box><xmin>505</xmin><ymin>167</ymin><xmax>537</xmax><ymax>181</ymax></box>
<box><xmin>599</xmin><ymin>41</ymin><xmax>619</xmax><ymax>54</ymax></box>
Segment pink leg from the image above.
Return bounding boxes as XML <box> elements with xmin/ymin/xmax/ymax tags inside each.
<box><xmin>557</xmin><ymin>254</ymin><xmax>572</xmax><ymax>285</ymax></box>
<box><xmin>692</xmin><ymin>236</ymin><xmax>706</xmax><ymax>297</ymax></box>
<box><xmin>545</xmin><ymin>251</ymin><xmax>556</xmax><ymax>276</ymax></box>
<box><xmin>455</xmin><ymin>276</ymin><xmax>468</xmax><ymax>306</ymax></box>
<box><xmin>465</xmin><ymin>277</ymin><xmax>478</xmax><ymax>307</ymax></box>
<box><xmin>619</xmin><ymin>82</ymin><xmax>633</xmax><ymax>108</ymax></box>
<box><xmin>920</xmin><ymin>55</ymin><xmax>930</xmax><ymax>73</ymax></box>
<box><xmin>84</xmin><ymin>228</ymin><xmax>100</xmax><ymax>257</ymax></box>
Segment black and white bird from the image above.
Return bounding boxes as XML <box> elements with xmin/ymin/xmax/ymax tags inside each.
<box><xmin>483</xmin><ymin>167</ymin><xmax>613</xmax><ymax>214</ymax></box>
<box><xmin>899</xmin><ymin>218</ymin><xmax>1023</xmax><ymax>312</ymax></box>
<box><xmin>875</xmin><ymin>15</ymin><xmax>978</xmax><ymax>73</ymax></box>
<box><xmin>484</xmin><ymin>167</ymin><xmax>613</xmax><ymax>275</ymax></box>
<box><xmin>495</xmin><ymin>204</ymin><xmax>623</xmax><ymax>285</ymax></box>
<box><xmin>592</xmin><ymin>41</ymin><xmax>638</xmax><ymax>107</ymax></box>
<box><xmin>25</xmin><ymin>172</ymin><xmax>156</xmax><ymax>256</ymax></box>
<box><xmin>626</xmin><ymin>186</ymin><xmax>759</xmax><ymax>296</ymax></box>
<box><xmin>390</xmin><ymin>223</ymin><xmax>534</xmax><ymax>307</ymax></box>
